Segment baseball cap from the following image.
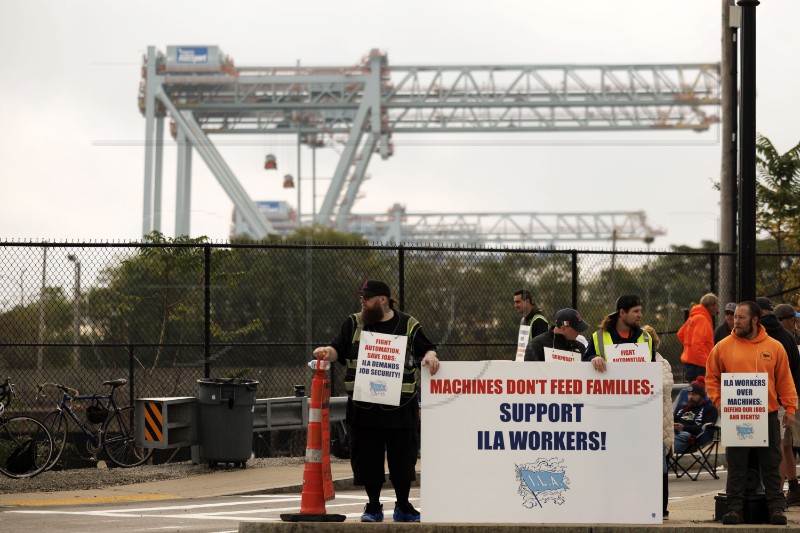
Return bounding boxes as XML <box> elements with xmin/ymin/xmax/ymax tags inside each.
<box><xmin>756</xmin><ymin>296</ymin><xmax>774</xmax><ymax>312</ymax></box>
<box><xmin>554</xmin><ymin>308</ymin><xmax>589</xmax><ymax>333</ymax></box>
<box><xmin>356</xmin><ymin>280</ymin><xmax>391</xmax><ymax>298</ymax></box>
<box><xmin>774</xmin><ymin>303</ymin><xmax>796</xmax><ymax>320</ymax></box>
<box><xmin>608</xmin><ymin>294</ymin><xmax>642</xmax><ymax>318</ymax></box>
<box><xmin>724</xmin><ymin>302</ymin><xmax>736</xmax><ymax>313</ymax></box>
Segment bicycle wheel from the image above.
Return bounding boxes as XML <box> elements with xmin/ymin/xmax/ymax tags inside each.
<box><xmin>103</xmin><ymin>406</ymin><xmax>153</xmax><ymax>467</ymax></box>
<box><xmin>40</xmin><ymin>410</ymin><xmax>68</xmax><ymax>470</ymax></box>
<box><xmin>0</xmin><ymin>416</ymin><xmax>54</xmax><ymax>479</ymax></box>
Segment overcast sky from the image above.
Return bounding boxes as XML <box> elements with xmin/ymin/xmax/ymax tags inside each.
<box><xmin>1</xmin><ymin>0</ymin><xmax>798</xmax><ymax>250</ymax></box>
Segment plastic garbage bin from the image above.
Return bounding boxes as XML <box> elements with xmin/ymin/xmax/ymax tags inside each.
<box><xmin>197</xmin><ymin>378</ymin><xmax>259</xmax><ymax>468</ymax></box>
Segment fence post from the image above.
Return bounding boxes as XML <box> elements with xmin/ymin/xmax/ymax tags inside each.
<box><xmin>204</xmin><ymin>244</ymin><xmax>211</xmax><ymax>379</ymax></box>
<box><xmin>399</xmin><ymin>244</ymin><xmax>405</xmax><ymax>312</ymax></box>
<box><xmin>710</xmin><ymin>253</ymin><xmax>718</xmax><ymax>296</ymax></box>
<box><xmin>571</xmin><ymin>251</ymin><xmax>578</xmax><ymax>309</ymax></box>
<box><xmin>128</xmin><ymin>344</ymin><xmax>135</xmax><ymax>407</ymax></box>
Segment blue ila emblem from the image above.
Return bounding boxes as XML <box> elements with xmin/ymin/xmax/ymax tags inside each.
<box><xmin>516</xmin><ymin>458</ymin><xmax>570</xmax><ymax>508</ymax></box>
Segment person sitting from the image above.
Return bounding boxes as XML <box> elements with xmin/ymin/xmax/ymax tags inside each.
<box><xmin>673</xmin><ymin>376</ymin><xmax>718</xmax><ymax>452</ymax></box>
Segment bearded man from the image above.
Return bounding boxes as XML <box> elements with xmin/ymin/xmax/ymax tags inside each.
<box><xmin>313</xmin><ymin>280</ymin><xmax>439</xmax><ymax>523</ymax></box>
<box><xmin>582</xmin><ymin>294</ymin><xmax>656</xmax><ymax>372</ymax></box>
<box><xmin>673</xmin><ymin>376</ymin><xmax>718</xmax><ymax>452</ymax></box>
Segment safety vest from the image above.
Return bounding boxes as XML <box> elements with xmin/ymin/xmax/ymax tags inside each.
<box><xmin>591</xmin><ymin>329</ymin><xmax>653</xmax><ymax>361</ymax></box>
<box><xmin>524</xmin><ymin>313</ymin><xmax>548</xmax><ymax>328</ymax></box>
<box><xmin>344</xmin><ymin>312</ymin><xmax>420</xmax><ymax>398</ymax></box>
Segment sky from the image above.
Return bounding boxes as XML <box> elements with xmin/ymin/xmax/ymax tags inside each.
<box><xmin>1</xmin><ymin>0</ymin><xmax>799</xmax><ymax>251</ymax></box>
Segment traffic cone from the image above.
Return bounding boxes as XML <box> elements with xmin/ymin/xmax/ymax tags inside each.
<box><xmin>281</xmin><ymin>353</ymin><xmax>346</xmax><ymax>522</ymax></box>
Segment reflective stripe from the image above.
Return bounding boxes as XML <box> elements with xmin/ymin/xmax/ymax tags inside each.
<box><xmin>308</xmin><ymin>408</ymin><xmax>321</xmax><ymax>423</ymax></box>
<box><xmin>305</xmin><ymin>448</ymin><xmax>322</xmax><ymax>463</ymax></box>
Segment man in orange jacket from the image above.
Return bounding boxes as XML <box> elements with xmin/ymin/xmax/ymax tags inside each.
<box><xmin>678</xmin><ymin>293</ymin><xmax>719</xmax><ymax>383</ymax></box>
<box><xmin>705</xmin><ymin>301</ymin><xmax>798</xmax><ymax>526</ymax></box>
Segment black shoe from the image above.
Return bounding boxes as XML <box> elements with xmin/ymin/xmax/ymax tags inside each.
<box><xmin>769</xmin><ymin>508</ymin><xmax>787</xmax><ymax>526</ymax></box>
<box><xmin>360</xmin><ymin>502</ymin><xmax>384</xmax><ymax>522</ymax></box>
<box><xmin>721</xmin><ymin>510</ymin><xmax>743</xmax><ymax>525</ymax></box>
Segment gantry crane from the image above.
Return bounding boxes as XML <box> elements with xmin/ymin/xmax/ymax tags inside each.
<box><xmin>139</xmin><ymin>46</ymin><xmax>720</xmax><ymax>244</ymax></box>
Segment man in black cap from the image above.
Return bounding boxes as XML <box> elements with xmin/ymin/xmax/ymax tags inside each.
<box><xmin>524</xmin><ymin>308</ymin><xmax>589</xmax><ymax>362</ymax></box>
<box><xmin>713</xmin><ymin>302</ymin><xmax>737</xmax><ymax>344</ymax></box>
<box><xmin>582</xmin><ymin>294</ymin><xmax>655</xmax><ymax>372</ymax></box>
<box><xmin>773</xmin><ymin>303</ymin><xmax>800</xmax><ymax>506</ymax></box>
<box><xmin>313</xmin><ymin>280</ymin><xmax>439</xmax><ymax>523</ymax></box>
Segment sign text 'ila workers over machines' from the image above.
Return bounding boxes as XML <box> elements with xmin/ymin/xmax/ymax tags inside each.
<box><xmin>421</xmin><ymin>361</ymin><xmax>662</xmax><ymax>524</ymax></box>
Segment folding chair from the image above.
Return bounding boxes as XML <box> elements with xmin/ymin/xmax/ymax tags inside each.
<box><xmin>669</xmin><ymin>422</ymin><xmax>721</xmax><ymax>480</ymax></box>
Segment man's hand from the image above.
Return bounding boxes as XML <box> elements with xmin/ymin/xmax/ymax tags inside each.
<box><xmin>783</xmin><ymin>410</ymin><xmax>796</xmax><ymax>429</ymax></box>
<box><xmin>422</xmin><ymin>351</ymin><xmax>440</xmax><ymax>376</ymax></box>
<box><xmin>674</xmin><ymin>423</ymin><xmax>683</xmax><ymax>432</ymax></box>
<box><xmin>591</xmin><ymin>356</ymin><xmax>606</xmax><ymax>373</ymax></box>
<box><xmin>313</xmin><ymin>346</ymin><xmax>338</xmax><ymax>363</ymax></box>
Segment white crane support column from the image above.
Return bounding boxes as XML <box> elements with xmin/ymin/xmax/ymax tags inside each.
<box><xmin>175</xmin><ymin>113</ymin><xmax>193</xmax><ymax>236</ymax></box>
<box><xmin>153</xmin><ymin>115</ymin><xmax>165</xmax><ymax>232</ymax></box>
<box><xmin>141</xmin><ymin>46</ymin><xmax>158</xmax><ymax>236</ymax></box>
<box><xmin>156</xmin><ymin>90</ymin><xmax>275</xmax><ymax>238</ymax></box>
<box><xmin>336</xmin><ymin>132</ymin><xmax>378</xmax><ymax>230</ymax></box>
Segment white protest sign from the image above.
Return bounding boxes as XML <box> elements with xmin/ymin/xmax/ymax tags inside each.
<box><xmin>720</xmin><ymin>372</ymin><xmax>768</xmax><ymax>447</ymax></box>
<box><xmin>605</xmin><ymin>343</ymin><xmax>650</xmax><ymax>363</ymax></box>
<box><xmin>544</xmin><ymin>347</ymin><xmax>580</xmax><ymax>363</ymax></box>
<box><xmin>353</xmin><ymin>331</ymin><xmax>407</xmax><ymax>406</ymax></box>
<box><xmin>421</xmin><ymin>361</ymin><xmax>662</xmax><ymax>524</ymax></box>
<box><xmin>515</xmin><ymin>325</ymin><xmax>531</xmax><ymax>361</ymax></box>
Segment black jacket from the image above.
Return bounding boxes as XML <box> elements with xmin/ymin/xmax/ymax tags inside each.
<box><xmin>761</xmin><ymin>313</ymin><xmax>800</xmax><ymax>396</ymax></box>
<box><xmin>524</xmin><ymin>328</ymin><xmax>584</xmax><ymax>362</ymax></box>
<box><xmin>674</xmin><ymin>399</ymin><xmax>718</xmax><ymax>436</ymax></box>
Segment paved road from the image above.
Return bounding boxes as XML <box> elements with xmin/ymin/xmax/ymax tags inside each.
<box><xmin>1</xmin><ymin>487</ymin><xmax>416</xmax><ymax>533</ymax></box>
<box><xmin>1</xmin><ymin>468</ymin><xmax>733</xmax><ymax>533</ymax></box>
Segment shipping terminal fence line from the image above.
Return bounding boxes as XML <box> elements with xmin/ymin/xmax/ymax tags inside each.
<box><xmin>0</xmin><ymin>239</ymin><xmax>796</xmax><ymax>413</ymax></box>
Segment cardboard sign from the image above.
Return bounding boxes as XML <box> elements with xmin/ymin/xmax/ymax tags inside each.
<box><xmin>353</xmin><ymin>331</ymin><xmax>408</xmax><ymax>406</ymax></box>
<box><xmin>544</xmin><ymin>347</ymin><xmax>580</xmax><ymax>363</ymax></box>
<box><xmin>605</xmin><ymin>343</ymin><xmax>650</xmax><ymax>363</ymax></box>
<box><xmin>720</xmin><ymin>372</ymin><xmax>768</xmax><ymax>447</ymax></box>
<box><xmin>422</xmin><ymin>361</ymin><xmax>662</xmax><ymax>524</ymax></box>
<box><xmin>515</xmin><ymin>325</ymin><xmax>531</xmax><ymax>361</ymax></box>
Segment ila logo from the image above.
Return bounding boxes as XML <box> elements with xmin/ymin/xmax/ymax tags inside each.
<box><xmin>516</xmin><ymin>458</ymin><xmax>570</xmax><ymax>508</ymax></box>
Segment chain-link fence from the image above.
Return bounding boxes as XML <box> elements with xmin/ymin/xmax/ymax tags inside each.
<box><xmin>1</xmin><ymin>241</ymin><xmax>797</xmax><ymax>415</ymax></box>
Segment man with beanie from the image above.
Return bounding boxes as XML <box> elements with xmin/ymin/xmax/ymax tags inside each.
<box><xmin>673</xmin><ymin>376</ymin><xmax>718</xmax><ymax>452</ymax></box>
<box><xmin>313</xmin><ymin>280</ymin><xmax>440</xmax><ymax>523</ymax></box>
<box><xmin>677</xmin><ymin>293</ymin><xmax>718</xmax><ymax>383</ymax></box>
<box><xmin>524</xmin><ymin>308</ymin><xmax>589</xmax><ymax>361</ymax></box>
<box><xmin>706</xmin><ymin>301</ymin><xmax>798</xmax><ymax>526</ymax></box>
<box><xmin>582</xmin><ymin>294</ymin><xmax>655</xmax><ymax>372</ymax></box>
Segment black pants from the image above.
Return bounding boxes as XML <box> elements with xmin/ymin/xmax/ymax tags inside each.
<box><xmin>350</xmin><ymin>425</ymin><xmax>418</xmax><ymax>486</ymax></box>
<box><xmin>725</xmin><ymin>411</ymin><xmax>785</xmax><ymax>512</ymax></box>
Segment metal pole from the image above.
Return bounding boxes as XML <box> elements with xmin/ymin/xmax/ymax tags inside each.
<box><xmin>67</xmin><ymin>254</ymin><xmax>81</xmax><ymax>367</ymax></box>
<box><xmin>312</xmin><ymin>145</ymin><xmax>317</xmax><ymax>220</ymax></box>
<box><xmin>737</xmin><ymin>0</ymin><xmax>759</xmax><ymax>302</ymax></box>
<box><xmin>37</xmin><ymin>246</ymin><xmax>47</xmax><ymax>373</ymax></box>
<box><xmin>297</xmin><ymin>127</ymin><xmax>302</xmax><ymax>228</ymax></box>
<box><xmin>204</xmin><ymin>245</ymin><xmax>211</xmax><ymax>378</ymax></box>
<box><xmin>720</xmin><ymin>0</ymin><xmax>739</xmax><ymax>305</ymax></box>
<box><xmin>571</xmin><ymin>251</ymin><xmax>578</xmax><ymax>309</ymax></box>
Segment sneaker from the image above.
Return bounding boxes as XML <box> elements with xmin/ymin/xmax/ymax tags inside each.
<box><xmin>769</xmin><ymin>508</ymin><xmax>788</xmax><ymax>526</ymax></box>
<box><xmin>393</xmin><ymin>503</ymin><xmax>421</xmax><ymax>522</ymax></box>
<box><xmin>361</xmin><ymin>503</ymin><xmax>384</xmax><ymax>522</ymax></box>
<box><xmin>721</xmin><ymin>510</ymin><xmax>744</xmax><ymax>525</ymax></box>
<box><xmin>787</xmin><ymin>483</ymin><xmax>800</xmax><ymax>507</ymax></box>
<box><xmin>663</xmin><ymin>510</ymin><xmax>669</xmax><ymax>520</ymax></box>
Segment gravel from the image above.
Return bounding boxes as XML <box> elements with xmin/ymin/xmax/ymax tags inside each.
<box><xmin>0</xmin><ymin>455</ymin><xmax>316</xmax><ymax>495</ymax></box>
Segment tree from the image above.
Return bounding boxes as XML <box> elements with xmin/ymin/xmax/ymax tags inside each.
<box><xmin>756</xmin><ymin>134</ymin><xmax>800</xmax><ymax>294</ymax></box>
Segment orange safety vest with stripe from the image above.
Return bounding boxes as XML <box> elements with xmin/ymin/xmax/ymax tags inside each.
<box><xmin>591</xmin><ymin>329</ymin><xmax>653</xmax><ymax>360</ymax></box>
<box><xmin>344</xmin><ymin>312</ymin><xmax>421</xmax><ymax>398</ymax></box>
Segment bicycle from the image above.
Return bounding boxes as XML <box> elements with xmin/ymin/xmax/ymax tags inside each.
<box><xmin>0</xmin><ymin>377</ymin><xmax>54</xmax><ymax>479</ymax></box>
<box><xmin>39</xmin><ymin>378</ymin><xmax>153</xmax><ymax>469</ymax></box>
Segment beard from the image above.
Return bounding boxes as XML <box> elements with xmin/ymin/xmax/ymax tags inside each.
<box><xmin>361</xmin><ymin>304</ymin><xmax>385</xmax><ymax>326</ymax></box>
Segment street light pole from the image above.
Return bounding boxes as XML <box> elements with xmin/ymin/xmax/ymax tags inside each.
<box><xmin>67</xmin><ymin>254</ymin><xmax>81</xmax><ymax>367</ymax></box>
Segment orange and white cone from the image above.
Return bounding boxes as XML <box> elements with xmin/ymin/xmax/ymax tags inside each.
<box><xmin>281</xmin><ymin>353</ymin><xmax>345</xmax><ymax>522</ymax></box>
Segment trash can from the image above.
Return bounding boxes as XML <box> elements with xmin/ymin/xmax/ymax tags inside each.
<box><xmin>197</xmin><ymin>378</ymin><xmax>259</xmax><ymax>467</ymax></box>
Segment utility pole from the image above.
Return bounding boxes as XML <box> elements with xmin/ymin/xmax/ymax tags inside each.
<box><xmin>720</xmin><ymin>0</ymin><xmax>739</xmax><ymax>306</ymax></box>
<box><xmin>737</xmin><ymin>0</ymin><xmax>759</xmax><ymax>302</ymax></box>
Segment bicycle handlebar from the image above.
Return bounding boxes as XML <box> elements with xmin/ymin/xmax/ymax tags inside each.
<box><xmin>37</xmin><ymin>382</ymin><xmax>80</xmax><ymax>398</ymax></box>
